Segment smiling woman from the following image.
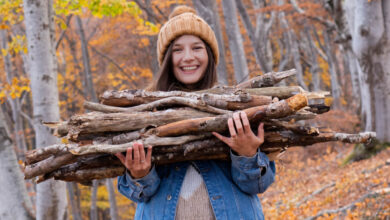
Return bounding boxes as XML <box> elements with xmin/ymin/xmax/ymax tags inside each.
<box><xmin>172</xmin><ymin>35</ymin><xmax>209</xmax><ymax>86</ymax></box>
<box><xmin>116</xmin><ymin>5</ymin><xmax>275</xmax><ymax>220</ymax></box>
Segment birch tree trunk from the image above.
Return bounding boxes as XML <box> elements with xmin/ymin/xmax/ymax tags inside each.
<box><xmin>345</xmin><ymin>0</ymin><xmax>390</xmax><ymax>141</ymax></box>
<box><xmin>23</xmin><ymin>0</ymin><xmax>68</xmax><ymax>219</ymax></box>
<box><xmin>0</xmin><ymin>30</ymin><xmax>28</xmax><ymax>157</ymax></box>
<box><xmin>0</xmin><ymin>110</ymin><xmax>34</xmax><ymax>220</ymax></box>
<box><xmin>192</xmin><ymin>0</ymin><xmax>228</xmax><ymax>85</ymax></box>
<box><xmin>221</xmin><ymin>0</ymin><xmax>249</xmax><ymax>84</ymax></box>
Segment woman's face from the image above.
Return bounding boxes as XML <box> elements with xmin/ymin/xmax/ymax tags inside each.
<box><xmin>172</xmin><ymin>35</ymin><xmax>209</xmax><ymax>86</ymax></box>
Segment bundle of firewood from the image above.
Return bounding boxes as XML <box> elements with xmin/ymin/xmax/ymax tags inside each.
<box><xmin>23</xmin><ymin>69</ymin><xmax>375</xmax><ymax>184</ymax></box>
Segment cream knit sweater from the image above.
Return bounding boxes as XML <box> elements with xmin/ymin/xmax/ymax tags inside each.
<box><xmin>175</xmin><ymin>165</ymin><xmax>215</xmax><ymax>220</ymax></box>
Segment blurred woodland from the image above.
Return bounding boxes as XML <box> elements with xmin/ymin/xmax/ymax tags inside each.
<box><xmin>0</xmin><ymin>0</ymin><xmax>389</xmax><ymax>219</ymax></box>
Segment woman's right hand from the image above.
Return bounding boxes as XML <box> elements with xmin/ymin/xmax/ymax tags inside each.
<box><xmin>115</xmin><ymin>142</ymin><xmax>153</xmax><ymax>179</ymax></box>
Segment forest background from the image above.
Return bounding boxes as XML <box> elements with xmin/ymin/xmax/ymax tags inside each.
<box><xmin>0</xmin><ymin>0</ymin><xmax>389</xmax><ymax>219</ymax></box>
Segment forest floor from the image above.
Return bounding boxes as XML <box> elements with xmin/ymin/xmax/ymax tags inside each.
<box><xmin>88</xmin><ymin>110</ymin><xmax>389</xmax><ymax>219</ymax></box>
<box><xmin>261</xmin><ymin>110</ymin><xmax>390</xmax><ymax>219</ymax></box>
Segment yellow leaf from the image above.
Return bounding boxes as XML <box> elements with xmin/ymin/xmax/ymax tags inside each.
<box><xmin>10</xmin><ymin>90</ymin><xmax>17</xmax><ymax>99</ymax></box>
<box><xmin>12</xmin><ymin>77</ymin><xmax>19</xmax><ymax>85</ymax></box>
<box><xmin>1</xmin><ymin>48</ymin><xmax>7</xmax><ymax>56</ymax></box>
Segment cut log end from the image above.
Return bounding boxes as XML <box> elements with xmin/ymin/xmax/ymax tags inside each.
<box><xmin>286</xmin><ymin>94</ymin><xmax>308</xmax><ymax>111</ymax></box>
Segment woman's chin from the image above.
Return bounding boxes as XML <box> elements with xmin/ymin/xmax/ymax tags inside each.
<box><xmin>181</xmin><ymin>79</ymin><xmax>200</xmax><ymax>85</ymax></box>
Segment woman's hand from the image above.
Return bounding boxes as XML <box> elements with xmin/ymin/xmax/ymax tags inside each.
<box><xmin>212</xmin><ymin>111</ymin><xmax>264</xmax><ymax>157</ymax></box>
<box><xmin>115</xmin><ymin>142</ymin><xmax>153</xmax><ymax>179</ymax></box>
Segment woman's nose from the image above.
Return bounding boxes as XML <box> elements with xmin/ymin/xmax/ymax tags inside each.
<box><xmin>183</xmin><ymin>48</ymin><xmax>195</xmax><ymax>61</ymax></box>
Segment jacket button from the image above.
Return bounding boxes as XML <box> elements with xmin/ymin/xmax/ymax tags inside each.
<box><xmin>167</xmin><ymin>195</ymin><xmax>172</xmax><ymax>200</ymax></box>
<box><xmin>134</xmin><ymin>182</ymin><xmax>141</xmax><ymax>187</ymax></box>
<box><xmin>212</xmin><ymin>195</ymin><xmax>221</xmax><ymax>200</ymax></box>
<box><xmin>175</xmin><ymin>166</ymin><xmax>180</xmax><ymax>171</ymax></box>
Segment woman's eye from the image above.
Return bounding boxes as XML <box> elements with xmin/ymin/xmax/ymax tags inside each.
<box><xmin>193</xmin><ymin>47</ymin><xmax>203</xmax><ymax>50</ymax></box>
<box><xmin>173</xmin><ymin>48</ymin><xmax>182</xmax><ymax>52</ymax></box>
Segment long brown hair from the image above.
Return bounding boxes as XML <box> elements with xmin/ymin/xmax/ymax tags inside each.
<box><xmin>148</xmin><ymin>39</ymin><xmax>217</xmax><ymax>92</ymax></box>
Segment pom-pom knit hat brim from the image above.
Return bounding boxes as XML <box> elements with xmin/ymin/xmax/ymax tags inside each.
<box><xmin>157</xmin><ymin>6</ymin><xmax>219</xmax><ymax>66</ymax></box>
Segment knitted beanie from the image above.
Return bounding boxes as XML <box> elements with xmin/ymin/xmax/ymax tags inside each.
<box><xmin>157</xmin><ymin>5</ymin><xmax>219</xmax><ymax>66</ymax></box>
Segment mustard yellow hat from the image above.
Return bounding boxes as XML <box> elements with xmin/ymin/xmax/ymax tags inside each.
<box><xmin>157</xmin><ymin>5</ymin><xmax>219</xmax><ymax>66</ymax></box>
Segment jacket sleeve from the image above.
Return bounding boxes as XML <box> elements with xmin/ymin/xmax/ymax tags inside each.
<box><xmin>230</xmin><ymin>149</ymin><xmax>275</xmax><ymax>195</ymax></box>
<box><xmin>117</xmin><ymin>165</ymin><xmax>161</xmax><ymax>203</ymax></box>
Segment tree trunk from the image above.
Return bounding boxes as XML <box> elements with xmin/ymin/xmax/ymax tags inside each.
<box><xmin>345</xmin><ymin>49</ymin><xmax>360</xmax><ymax>100</ymax></box>
<box><xmin>0</xmin><ymin>110</ymin><xmax>34</xmax><ymax>220</ymax></box>
<box><xmin>90</xmin><ymin>180</ymin><xmax>98</xmax><ymax>220</ymax></box>
<box><xmin>323</xmin><ymin>30</ymin><xmax>341</xmax><ymax>108</ymax></box>
<box><xmin>221</xmin><ymin>0</ymin><xmax>249</xmax><ymax>83</ymax></box>
<box><xmin>277</xmin><ymin>4</ymin><xmax>307</xmax><ymax>90</ymax></box>
<box><xmin>236</xmin><ymin>0</ymin><xmax>270</xmax><ymax>73</ymax></box>
<box><xmin>106</xmin><ymin>179</ymin><xmax>118</xmax><ymax>220</ymax></box>
<box><xmin>23</xmin><ymin>0</ymin><xmax>68</xmax><ymax>219</ymax></box>
<box><xmin>76</xmin><ymin>16</ymin><xmax>98</xmax><ymax>102</ymax></box>
<box><xmin>303</xmin><ymin>27</ymin><xmax>321</xmax><ymax>91</ymax></box>
<box><xmin>75</xmin><ymin>15</ymin><xmax>102</xmax><ymax>218</ymax></box>
<box><xmin>345</xmin><ymin>0</ymin><xmax>390</xmax><ymax>141</ymax></box>
<box><xmin>67</xmin><ymin>183</ymin><xmax>82</xmax><ymax>220</ymax></box>
<box><xmin>192</xmin><ymin>0</ymin><xmax>228</xmax><ymax>85</ymax></box>
<box><xmin>252</xmin><ymin>0</ymin><xmax>275</xmax><ymax>73</ymax></box>
<box><xmin>0</xmin><ymin>30</ymin><xmax>28</xmax><ymax>158</ymax></box>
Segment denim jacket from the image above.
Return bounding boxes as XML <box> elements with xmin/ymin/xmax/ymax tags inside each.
<box><xmin>117</xmin><ymin>150</ymin><xmax>275</xmax><ymax>220</ymax></box>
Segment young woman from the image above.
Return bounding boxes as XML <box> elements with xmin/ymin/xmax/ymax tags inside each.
<box><xmin>115</xmin><ymin>6</ymin><xmax>275</xmax><ymax>220</ymax></box>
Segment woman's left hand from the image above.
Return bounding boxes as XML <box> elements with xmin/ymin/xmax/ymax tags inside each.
<box><xmin>212</xmin><ymin>111</ymin><xmax>264</xmax><ymax>157</ymax></box>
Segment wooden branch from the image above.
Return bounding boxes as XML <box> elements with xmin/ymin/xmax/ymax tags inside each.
<box><xmin>199</xmin><ymin>86</ymin><xmax>329</xmax><ymax>100</ymax></box>
<box><xmin>38</xmin><ymin>154</ymin><xmax>121</xmax><ymax>183</ymax></box>
<box><xmin>263</xmin><ymin>131</ymin><xmax>376</xmax><ymax>147</ymax></box>
<box><xmin>97</xmin><ymin>130</ymin><xmax>142</xmax><ymax>145</ymax></box>
<box><xmin>38</xmin><ymin>147</ymin><xmax>229</xmax><ymax>183</ymax></box>
<box><xmin>236</xmin><ymin>69</ymin><xmax>296</xmax><ymax>88</ymax></box>
<box><xmin>70</xmin><ymin>134</ymin><xmax>210</xmax><ymax>155</ymax></box>
<box><xmin>83</xmin><ymin>101</ymin><xmax>132</xmax><ymax>113</ymax></box>
<box><xmin>99</xmin><ymin>86</ymin><xmax>326</xmax><ymax>108</ymax></box>
<box><xmin>333</xmin><ymin>132</ymin><xmax>376</xmax><ymax>143</ymax></box>
<box><xmin>47</xmin><ymin>108</ymin><xmax>214</xmax><ymax>141</ymax></box>
<box><xmin>150</xmin><ymin>94</ymin><xmax>308</xmax><ymax>137</ymax></box>
<box><xmin>51</xmin><ymin>166</ymin><xmax>125</xmax><ymax>183</ymax></box>
<box><xmin>26</xmin><ymin>129</ymin><xmax>376</xmax><ymax>181</ymax></box>
<box><xmin>266</xmin><ymin>119</ymin><xmax>320</xmax><ymax>135</ymax></box>
<box><xmin>86</xmin><ymin>96</ymin><xmax>231</xmax><ymax>114</ymax></box>
<box><xmin>307</xmin><ymin>104</ymin><xmax>330</xmax><ymax>114</ymax></box>
<box><xmin>100</xmin><ymin>89</ymin><xmax>253</xmax><ymax>107</ymax></box>
<box><xmin>279</xmin><ymin>110</ymin><xmax>317</xmax><ymax>121</ymax></box>
<box><xmin>24</xmin><ymin>153</ymin><xmax>77</xmax><ymax>179</ymax></box>
<box><xmin>24</xmin><ymin>143</ymin><xmax>78</xmax><ymax>165</ymax></box>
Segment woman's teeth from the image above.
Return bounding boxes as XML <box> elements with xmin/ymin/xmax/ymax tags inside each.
<box><xmin>182</xmin><ymin>66</ymin><xmax>197</xmax><ymax>71</ymax></box>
